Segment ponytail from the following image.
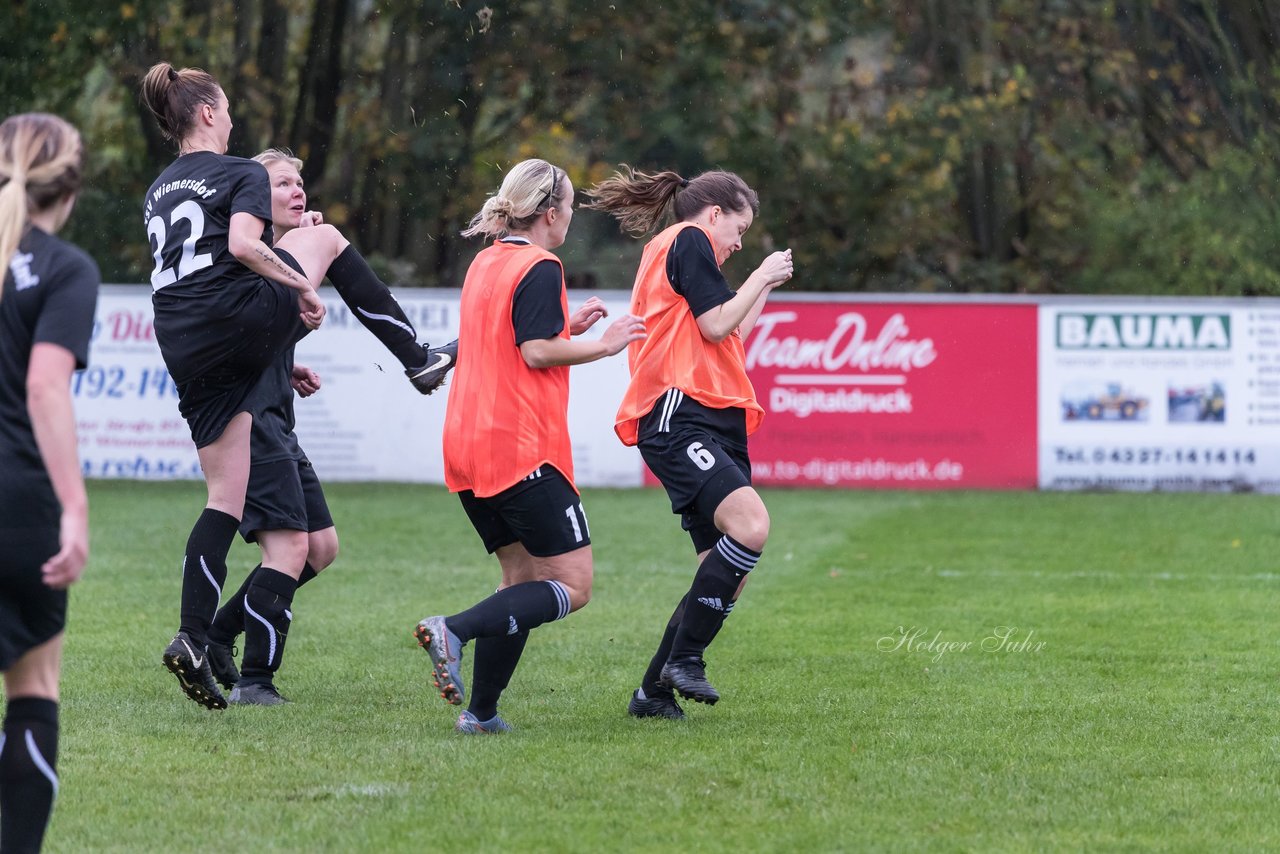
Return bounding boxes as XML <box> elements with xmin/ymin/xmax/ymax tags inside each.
<box><xmin>586</xmin><ymin>165</ymin><xmax>759</xmax><ymax>236</ymax></box>
<box><xmin>462</xmin><ymin>159</ymin><xmax>565</xmax><ymax>239</ymax></box>
<box><xmin>140</xmin><ymin>61</ymin><xmax>222</xmax><ymax>144</ymax></box>
<box><xmin>582</xmin><ymin>165</ymin><xmax>684</xmax><ymax>236</ymax></box>
<box><xmin>0</xmin><ymin>159</ymin><xmax>28</xmax><ymax>281</ymax></box>
<box><xmin>0</xmin><ymin>113</ymin><xmax>83</xmax><ymax>297</ymax></box>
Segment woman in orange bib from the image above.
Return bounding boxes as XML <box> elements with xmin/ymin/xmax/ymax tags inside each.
<box><xmin>586</xmin><ymin>166</ymin><xmax>792</xmax><ymax>718</ymax></box>
<box><xmin>415</xmin><ymin>158</ymin><xmax>645</xmax><ymax>734</ymax></box>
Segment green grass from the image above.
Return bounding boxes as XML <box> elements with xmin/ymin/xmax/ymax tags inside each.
<box><xmin>36</xmin><ymin>483</ymin><xmax>1280</xmax><ymax>851</ymax></box>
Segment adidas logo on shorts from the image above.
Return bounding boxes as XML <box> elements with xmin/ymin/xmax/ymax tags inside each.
<box><xmin>696</xmin><ymin>596</ymin><xmax>725</xmax><ymax>612</ymax></box>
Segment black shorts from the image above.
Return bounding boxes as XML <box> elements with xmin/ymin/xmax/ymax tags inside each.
<box><xmin>638</xmin><ymin>390</ymin><xmax>753</xmax><ymax>553</ymax></box>
<box><xmin>458</xmin><ymin>465</ymin><xmax>591</xmax><ymax>558</ymax></box>
<box><xmin>0</xmin><ymin>527</ymin><xmax>67</xmax><ymax>671</ymax></box>
<box><xmin>240</xmin><ymin>457</ymin><xmax>334</xmax><ymax>543</ymax></box>
<box><xmin>153</xmin><ymin>250</ymin><xmax>310</xmax><ymax>449</ymax></box>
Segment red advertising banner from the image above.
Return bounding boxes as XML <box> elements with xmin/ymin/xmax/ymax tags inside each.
<box><xmin>741</xmin><ymin>300</ymin><xmax>1038</xmax><ymax>489</ymax></box>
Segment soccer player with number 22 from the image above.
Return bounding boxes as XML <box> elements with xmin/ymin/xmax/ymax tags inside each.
<box><xmin>140</xmin><ymin>62</ymin><xmax>452</xmax><ymax>711</ymax></box>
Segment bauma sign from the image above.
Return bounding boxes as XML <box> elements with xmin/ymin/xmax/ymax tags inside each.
<box><xmin>1056</xmin><ymin>313</ymin><xmax>1230</xmax><ymax>349</ymax></box>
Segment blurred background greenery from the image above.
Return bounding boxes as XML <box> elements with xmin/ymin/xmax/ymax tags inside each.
<box><xmin>6</xmin><ymin>0</ymin><xmax>1280</xmax><ymax>294</ymax></box>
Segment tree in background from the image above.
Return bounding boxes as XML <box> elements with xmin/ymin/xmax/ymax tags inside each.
<box><xmin>3</xmin><ymin>0</ymin><xmax>1278</xmax><ymax>294</ymax></box>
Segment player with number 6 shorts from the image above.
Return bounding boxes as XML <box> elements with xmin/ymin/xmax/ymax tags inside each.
<box><xmin>585</xmin><ymin>166</ymin><xmax>793</xmax><ymax>719</ymax></box>
<box><xmin>414</xmin><ymin>158</ymin><xmax>644</xmax><ymax>734</ymax></box>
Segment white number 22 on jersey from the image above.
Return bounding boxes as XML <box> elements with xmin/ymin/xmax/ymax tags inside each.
<box><xmin>147</xmin><ymin>199</ymin><xmax>213</xmax><ymax>290</ymax></box>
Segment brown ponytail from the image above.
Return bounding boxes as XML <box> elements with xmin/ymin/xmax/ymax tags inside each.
<box><xmin>140</xmin><ymin>61</ymin><xmax>222</xmax><ymax>144</ymax></box>
<box><xmin>585</xmin><ymin>165</ymin><xmax>759</xmax><ymax>236</ymax></box>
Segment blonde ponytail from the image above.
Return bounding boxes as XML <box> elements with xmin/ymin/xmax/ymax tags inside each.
<box><xmin>0</xmin><ymin>113</ymin><xmax>83</xmax><ymax>297</ymax></box>
<box><xmin>0</xmin><ymin>169</ymin><xmax>27</xmax><ymax>282</ymax></box>
<box><xmin>462</xmin><ymin>159</ymin><xmax>565</xmax><ymax>239</ymax></box>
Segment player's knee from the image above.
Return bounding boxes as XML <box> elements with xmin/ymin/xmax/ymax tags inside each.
<box><xmin>277</xmin><ymin>541</ymin><xmax>309</xmax><ymax>569</ymax></box>
<box><xmin>281</xmin><ymin>222</ymin><xmax>346</xmax><ymax>258</ymax></box>
<box><xmin>308</xmin><ymin>528</ymin><xmax>339</xmax><ymax>571</ymax></box>
<box><xmin>725</xmin><ymin>506</ymin><xmax>770</xmax><ymax>553</ymax></box>
<box><xmin>306</xmin><ymin>222</ymin><xmax>340</xmax><ymax>244</ymax></box>
<box><xmin>4</xmin><ymin>636</ymin><xmax>63</xmax><ymax>700</ymax></box>
<box><xmin>567</xmin><ymin>582</ymin><xmax>592</xmax><ymax>613</ymax></box>
<box><xmin>261</xmin><ymin>530</ymin><xmax>309</xmax><ymax>574</ymax></box>
<box><xmin>316</xmin><ymin>223</ymin><xmax>350</xmax><ymax>258</ymax></box>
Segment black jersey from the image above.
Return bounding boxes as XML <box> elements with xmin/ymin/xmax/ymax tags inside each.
<box><xmin>143</xmin><ymin>151</ymin><xmax>272</xmax><ymax>298</ymax></box>
<box><xmin>512</xmin><ymin>258</ymin><xmax>567</xmax><ymax>344</ymax></box>
<box><xmin>247</xmin><ymin>349</ymin><xmax>303</xmax><ymax>465</ymax></box>
<box><xmin>0</xmin><ymin>227</ymin><xmax>99</xmax><ymax>528</ymax></box>
<box><xmin>666</xmin><ymin>227</ymin><xmax>734</xmax><ymax>317</ymax></box>
<box><xmin>145</xmin><ymin>150</ymin><xmax>307</xmax><ymax>418</ymax></box>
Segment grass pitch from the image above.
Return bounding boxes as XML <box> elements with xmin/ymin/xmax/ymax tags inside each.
<box><xmin>37</xmin><ymin>483</ymin><xmax>1280</xmax><ymax>851</ymax></box>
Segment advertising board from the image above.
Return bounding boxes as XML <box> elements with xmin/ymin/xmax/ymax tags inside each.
<box><xmin>745</xmin><ymin>300</ymin><xmax>1038</xmax><ymax>488</ymax></box>
<box><xmin>1037</xmin><ymin>301</ymin><xmax>1280</xmax><ymax>492</ymax></box>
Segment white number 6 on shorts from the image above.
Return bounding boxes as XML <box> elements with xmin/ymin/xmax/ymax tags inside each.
<box><xmin>686</xmin><ymin>441</ymin><xmax>716</xmax><ymax>471</ymax></box>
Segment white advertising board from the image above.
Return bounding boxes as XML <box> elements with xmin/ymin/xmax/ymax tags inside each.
<box><xmin>81</xmin><ymin>289</ymin><xmax>1280</xmax><ymax>492</ymax></box>
<box><xmin>77</xmin><ymin>286</ymin><xmax>642</xmax><ymax>487</ymax></box>
<box><xmin>76</xmin><ymin>289</ymin><xmax>202</xmax><ymax>479</ymax></box>
<box><xmin>1037</xmin><ymin>300</ymin><xmax>1280</xmax><ymax>492</ymax></box>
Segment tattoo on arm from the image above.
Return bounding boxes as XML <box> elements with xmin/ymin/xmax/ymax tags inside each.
<box><xmin>254</xmin><ymin>246</ymin><xmax>301</xmax><ymax>285</ymax></box>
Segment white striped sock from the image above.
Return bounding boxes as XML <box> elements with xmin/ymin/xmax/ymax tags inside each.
<box><xmin>25</xmin><ymin>730</ymin><xmax>58</xmax><ymax>799</ymax></box>
<box><xmin>546</xmin><ymin>580</ymin><xmax>571</xmax><ymax>620</ymax></box>
<box><xmin>200</xmin><ymin>555</ymin><xmax>222</xmax><ymax>600</ymax></box>
<box><xmin>244</xmin><ymin>595</ymin><xmax>278</xmax><ymax>666</ymax></box>
<box><xmin>716</xmin><ymin>536</ymin><xmax>761</xmax><ymax>574</ymax></box>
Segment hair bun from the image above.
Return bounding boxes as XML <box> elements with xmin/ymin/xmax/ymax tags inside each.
<box><xmin>491</xmin><ymin>196</ymin><xmax>515</xmax><ymax>218</ymax></box>
<box><xmin>167</xmin><ymin>66</ymin><xmax>179</xmax><ymax>82</ymax></box>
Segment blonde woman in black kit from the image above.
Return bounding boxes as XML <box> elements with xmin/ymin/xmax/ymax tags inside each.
<box><xmin>0</xmin><ymin>113</ymin><xmax>99</xmax><ymax>853</ymax></box>
<box><xmin>139</xmin><ymin>61</ymin><xmax>453</xmax><ymax>711</ymax></box>
<box><xmin>205</xmin><ymin>149</ymin><xmax>341</xmax><ymax>706</ymax></box>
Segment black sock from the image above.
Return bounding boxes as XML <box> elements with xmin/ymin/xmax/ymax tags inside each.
<box><xmin>298</xmin><ymin>563</ymin><xmax>318</xmax><ymax>586</ymax></box>
<box><xmin>640</xmin><ymin>595</ymin><xmax>686</xmax><ymax>696</ymax></box>
<box><xmin>209</xmin><ymin>564</ymin><xmax>259</xmax><ymax>645</ymax></box>
<box><xmin>209</xmin><ymin>562</ymin><xmax>318</xmax><ymax>645</ymax></box>
<box><xmin>239</xmin><ymin>567</ymin><xmax>298</xmax><ymax>685</ymax></box>
<box><xmin>178</xmin><ymin>508</ymin><xmax>241</xmax><ymax>645</ymax></box>
<box><xmin>639</xmin><ymin>595</ymin><xmax>733</xmax><ymax>701</ymax></box>
<box><xmin>1</xmin><ymin>697</ymin><xmax>59</xmax><ymax>854</ymax></box>
<box><xmin>326</xmin><ymin>246</ymin><xmax>423</xmax><ymax>369</ymax></box>
<box><xmin>468</xmin><ymin>630</ymin><xmax>529</xmax><ymax>722</ymax></box>
<box><xmin>669</xmin><ymin>535</ymin><xmax>761</xmax><ymax>662</ymax></box>
<box><xmin>445</xmin><ymin>580</ymin><xmax>571</xmax><ymax>643</ymax></box>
